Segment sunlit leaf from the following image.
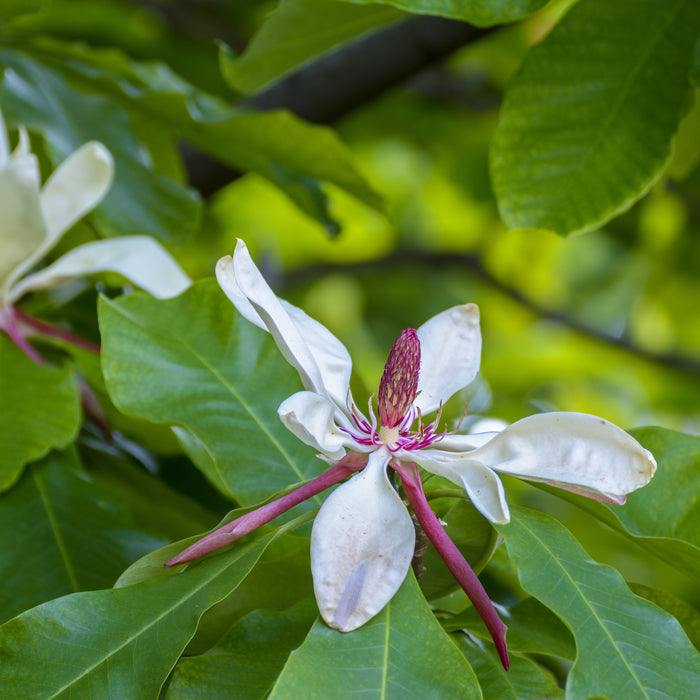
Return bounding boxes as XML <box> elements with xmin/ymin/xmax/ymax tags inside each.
<box><xmin>99</xmin><ymin>279</ymin><xmax>321</xmax><ymax>503</ymax></box>
<box><xmin>269</xmin><ymin>570</ymin><xmax>482</xmax><ymax>698</ymax></box>
<box><xmin>343</xmin><ymin>0</ymin><xmax>549</xmax><ymax>26</ymax></box>
<box><xmin>0</xmin><ymin>447</ymin><xmax>165</xmax><ymax>623</ymax></box>
<box><xmin>496</xmin><ymin>506</ymin><xmax>700</xmax><ymax>700</ymax></box>
<box><xmin>0</xmin><ymin>517</ymin><xmax>310</xmax><ymax>699</ymax></box>
<box><xmin>221</xmin><ymin>0</ymin><xmax>403</xmax><ymax>94</ymax></box>
<box><xmin>0</xmin><ymin>334</ymin><xmax>80</xmax><ymax>491</ymax></box>
<box><xmin>491</xmin><ymin>0</ymin><xmax>700</xmax><ymax>235</ymax></box>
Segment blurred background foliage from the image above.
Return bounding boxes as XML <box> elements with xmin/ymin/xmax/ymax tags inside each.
<box><xmin>2</xmin><ymin>0</ymin><xmax>699</xmax><ymax>605</ymax></box>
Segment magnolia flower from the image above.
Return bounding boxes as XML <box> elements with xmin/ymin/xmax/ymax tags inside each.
<box><xmin>167</xmin><ymin>239</ymin><xmax>656</xmax><ymax>670</ymax></box>
<box><xmin>0</xmin><ymin>106</ymin><xmax>190</xmax><ymax>359</ymax></box>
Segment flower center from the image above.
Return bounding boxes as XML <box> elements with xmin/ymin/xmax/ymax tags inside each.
<box><xmin>377</xmin><ymin>329</ymin><xmax>420</xmax><ymax>429</ymax></box>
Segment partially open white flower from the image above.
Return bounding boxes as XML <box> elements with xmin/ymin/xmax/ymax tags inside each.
<box><xmin>168</xmin><ymin>239</ymin><xmax>656</xmax><ymax>671</ymax></box>
<box><xmin>0</xmin><ymin>106</ymin><xmax>190</xmax><ymax>311</ymax></box>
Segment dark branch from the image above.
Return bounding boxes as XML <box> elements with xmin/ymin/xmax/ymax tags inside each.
<box><xmin>279</xmin><ymin>250</ymin><xmax>700</xmax><ymax>376</ymax></box>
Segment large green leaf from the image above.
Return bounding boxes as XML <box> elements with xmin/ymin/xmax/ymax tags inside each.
<box><xmin>0</xmin><ymin>334</ymin><xmax>80</xmax><ymax>491</ymax></box>
<box><xmin>456</xmin><ymin>635</ymin><xmax>563</xmax><ymax>700</ymax></box>
<box><xmin>99</xmin><ymin>279</ymin><xmax>321</xmax><ymax>504</ymax></box>
<box><xmin>491</xmin><ymin>0</ymin><xmax>700</xmax><ymax>235</ymax></box>
<box><xmin>221</xmin><ymin>0</ymin><xmax>403</xmax><ymax>94</ymax></box>
<box><xmin>343</xmin><ymin>0</ymin><xmax>549</xmax><ymax>26</ymax></box>
<box><xmin>167</xmin><ymin>601</ymin><xmax>317</xmax><ymax>699</ymax></box>
<box><xmin>538</xmin><ymin>426</ymin><xmax>700</xmax><ymax>581</ymax></box>
<box><xmin>4</xmin><ymin>42</ymin><xmax>383</xmax><ymax>233</ymax></box>
<box><xmin>0</xmin><ymin>51</ymin><xmax>202</xmax><ymax>242</ymax></box>
<box><xmin>496</xmin><ymin>506</ymin><xmax>700</xmax><ymax>700</ymax></box>
<box><xmin>0</xmin><ymin>516</ymin><xmax>311</xmax><ymax>699</ymax></box>
<box><xmin>0</xmin><ymin>448</ymin><xmax>165</xmax><ymax>623</ymax></box>
<box><xmin>269</xmin><ymin>570</ymin><xmax>482</xmax><ymax>699</ymax></box>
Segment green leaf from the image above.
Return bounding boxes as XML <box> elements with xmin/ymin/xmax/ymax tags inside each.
<box><xmin>343</xmin><ymin>0</ymin><xmax>549</xmax><ymax>26</ymax></box>
<box><xmin>269</xmin><ymin>570</ymin><xmax>482</xmax><ymax>699</ymax></box>
<box><xmin>444</xmin><ymin>596</ymin><xmax>576</xmax><ymax>660</ymax></box>
<box><xmin>99</xmin><ymin>279</ymin><xmax>321</xmax><ymax>504</ymax></box>
<box><xmin>537</xmin><ymin>426</ymin><xmax>700</xmax><ymax>581</ymax></box>
<box><xmin>0</xmin><ymin>334</ymin><xmax>80</xmax><ymax>491</ymax></box>
<box><xmin>491</xmin><ymin>0</ymin><xmax>700</xmax><ymax>235</ymax></box>
<box><xmin>456</xmin><ymin>635</ymin><xmax>563</xmax><ymax>700</ymax></box>
<box><xmin>496</xmin><ymin>506</ymin><xmax>700</xmax><ymax>700</ymax></box>
<box><xmin>167</xmin><ymin>601</ymin><xmax>317</xmax><ymax>700</ymax></box>
<box><xmin>221</xmin><ymin>0</ymin><xmax>404</xmax><ymax>94</ymax></box>
<box><xmin>0</xmin><ymin>50</ymin><xmax>202</xmax><ymax>242</ymax></box>
<box><xmin>0</xmin><ymin>517</ymin><xmax>310</xmax><ymax>699</ymax></box>
<box><xmin>0</xmin><ymin>447</ymin><xmax>165</xmax><ymax>623</ymax></box>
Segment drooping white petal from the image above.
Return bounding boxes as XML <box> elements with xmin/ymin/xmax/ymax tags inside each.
<box><xmin>466</xmin><ymin>412</ymin><xmax>657</xmax><ymax>504</ymax></box>
<box><xmin>311</xmin><ymin>448</ymin><xmax>415</xmax><ymax>632</ymax></box>
<box><xmin>410</xmin><ymin>448</ymin><xmax>510</xmax><ymax>523</ymax></box>
<box><xmin>0</xmin><ymin>147</ymin><xmax>45</xmax><ymax>298</ymax></box>
<box><xmin>414</xmin><ymin>304</ymin><xmax>481</xmax><ymax>416</ymax></box>
<box><xmin>217</xmin><ymin>240</ymin><xmax>354</xmax><ymax>413</ymax></box>
<box><xmin>39</xmin><ymin>142</ymin><xmax>114</xmax><ymax>251</ymax></box>
<box><xmin>278</xmin><ymin>391</ymin><xmax>353</xmax><ymax>460</ymax></box>
<box><xmin>433</xmin><ymin>431</ymin><xmax>501</xmax><ymax>452</ymax></box>
<box><xmin>9</xmin><ymin>235</ymin><xmax>190</xmax><ymax>302</ymax></box>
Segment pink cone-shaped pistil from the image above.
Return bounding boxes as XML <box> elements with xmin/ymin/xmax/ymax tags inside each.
<box><xmin>390</xmin><ymin>459</ymin><xmax>509</xmax><ymax>670</ymax></box>
<box><xmin>378</xmin><ymin>328</ymin><xmax>420</xmax><ymax>428</ymax></box>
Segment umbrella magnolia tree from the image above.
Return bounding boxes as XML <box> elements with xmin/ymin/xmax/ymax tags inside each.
<box><xmin>1</xmin><ymin>1</ymin><xmax>699</xmax><ymax>699</ymax></box>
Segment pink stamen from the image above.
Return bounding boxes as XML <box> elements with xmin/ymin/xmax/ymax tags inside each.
<box><xmin>390</xmin><ymin>459</ymin><xmax>510</xmax><ymax>671</ymax></box>
<box><xmin>165</xmin><ymin>452</ymin><xmax>368</xmax><ymax>567</ymax></box>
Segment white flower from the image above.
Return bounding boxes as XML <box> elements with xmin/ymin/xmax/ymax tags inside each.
<box><xmin>168</xmin><ymin>239</ymin><xmax>656</xmax><ymax>670</ymax></box>
<box><xmin>0</xmin><ymin>106</ymin><xmax>190</xmax><ymax>313</ymax></box>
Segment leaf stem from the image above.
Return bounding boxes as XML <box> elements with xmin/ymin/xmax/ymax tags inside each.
<box><xmin>391</xmin><ymin>459</ymin><xmax>509</xmax><ymax>670</ymax></box>
<box><xmin>15</xmin><ymin>308</ymin><xmax>101</xmax><ymax>354</ymax></box>
<box><xmin>0</xmin><ymin>305</ymin><xmax>45</xmax><ymax>363</ymax></box>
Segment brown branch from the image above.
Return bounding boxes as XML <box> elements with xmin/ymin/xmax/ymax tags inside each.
<box><xmin>280</xmin><ymin>250</ymin><xmax>700</xmax><ymax>376</ymax></box>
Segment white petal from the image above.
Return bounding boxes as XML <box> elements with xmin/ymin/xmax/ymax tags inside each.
<box><xmin>410</xmin><ymin>448</ymin><xmax>510</xmax><ymax>524</ymax></box>
<box><xmin>433</xmin><ymin>431</ymin><xmax>500</xmax><ymax>452</ymax></box>
<box><xmin>466</xmin><ymin>412</ymin><xmax>657</xmax><ymax>503</ymax></box>
<box><xmin>10</xmin><ymin>236</ymin><xmax>191</xmax><ymax>302</ymax></box>
<box><xmin>217</xmin><ymin>240</ymin><xmax>354</xmax><ymax>412</ymax></box>
<box><xmin>37</xmin><ymin>142</ymin><xmax>114</xmax><ymax>256</ymax></box>
<box><xmin>414</xmin><ymin>304</ymin><xmax>481</xmax><ymax>416</ymax></box>
<box><xmin>278</xmin><ymin>391</ymin><xmax>350</xmax><ymax>460</ymax></box>
<box><xmin>0</xmin><ymin>148</ymin><xmax>45</xmax><ymax>297</ymax></box>
<box><xmin>311</xmin><ymin>448</ymin><xmax>415</xmax><ymax>631</ymax></box>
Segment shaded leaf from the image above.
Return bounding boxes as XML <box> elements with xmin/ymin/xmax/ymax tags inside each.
<box><xmin>0</xmin><ymin>50</ymin><xmax>202</xmax><ymax>242</ymax></box>
<box><xmin>0</xmin><ymin>334</ymin><xmax>80</xmax><ymax>491</ymax></box>
<box><xmin>221</xmin><ymin>0</ymin><xmax>403</xmax><ymax>94</ymax></box>
<box><xmin>0</xmin><ymin>516</ymin><xmax>311</xmax><ymax>699</ymax></box>
<box><xmin>491</xmin><ymin>0</ymin><xmax>700</xmax><ymax>235</ymax></box>
<box><xmin>456</xmin><ymin>635</ymin><xmax>563</xmax><ymax>700</ymax></box>
<box><xmin>99</xmin><ymin>279</ymin><xmax>321</xmax><ymax>504</ymax></box>
<box><xmin>168</xmin><ymin>601</ymin><xmax>317</xmax><ymax>700</ymax></box>
<box><xmin>270</xmin><ymin>570</ymin><xmax>482</xmax><ymax>699</ymax></box>
<box><xmin>496</xmin><ymin>506</ymin><xmax>700</xmax><ymax>700</ymax></box>
<box><xmin>344</xmin><ymin>0</ymin><xmax>549</xmax><ymax>26</ymax></box>
<box><xmin>0</xmin><ymin>447</ymin><xmax>165</xmax><ymax>623</ymax></box>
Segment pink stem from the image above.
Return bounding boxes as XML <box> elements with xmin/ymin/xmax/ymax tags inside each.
<box><xmin>165</xmin><ymin>453</ymin><xmax>367</xmax><ymax>567</ymax></box>
<box><xmin>0</xmin><ymin>305</ymin><xmax>45</xmax><ymax>363</ymax></box>
<box><xmin>15</xmin><ymin>308</ymin><xmax>101</xmax><ymax>354</ymax></box>
<box><xmin>391</xmin><ymin>459</ymin><xmax>510</xmax><ymax>670</ymax></box>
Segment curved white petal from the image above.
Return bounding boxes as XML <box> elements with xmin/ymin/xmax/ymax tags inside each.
<box><xmin>278</xmin><ymin>391</ymin><xmax>351</xmax><ymax>460</ymax></box>
<box><xmin>217</xmin><ymin>240</ymin><xmax>354</xmax><ymax>413</ymax></box>
<box><xmin>433</xmin><ymin>431</ymin><xmax>500</xmax><ymax>452</ymax></box>
<box><xmin>0</xmin><ymin>148</ymin><xmax>45</xmax><ymax>297</ymax></box>
<box><xmin>414</xmin><ymin>304</ymin><xmax>481</xmax><ymax>416</ymax></box>
<box><xmin>466</xmin><ymin>412</ymin><xmax>657</xmax><ymax>503</ymax></box>
<box><xmin>410</xmin><ymin>448</ymin><xmax>510</xmax><ymax>524</ymax></box>
<box><xmin>311</xmin><ymin>448</ymin><xmax>415</xmax><ymax>631</ymax></box>
<box><xmin>10</xmin><ymin>236</ymin><xmax>190</xmax><ymax>302</ymax></box>
<box><xmin>37</xmin><ymin>142</ymin><xmax>114</xmax><ymax>259</ymax></box>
